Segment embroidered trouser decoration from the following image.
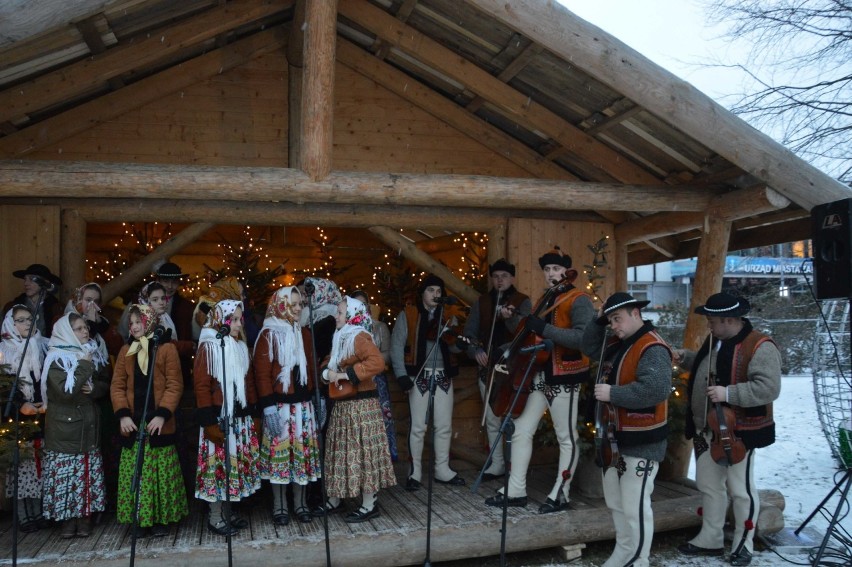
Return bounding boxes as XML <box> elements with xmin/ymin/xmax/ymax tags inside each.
<box><xmin>602</xmin><ymin>456</ymin><xmax>657</xmax><ymax>567</ymax></box>
<box><xmin>407</xmin><ymin>368</ymin><xmax>456</xmax><ymax>482</ymax></box>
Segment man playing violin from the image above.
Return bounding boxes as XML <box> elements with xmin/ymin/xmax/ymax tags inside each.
<box><xmin>390</xmin><ymin>274</ymin><xmax>465</xmax><ymax>490</ymax></box>
<box><xmin>676</xmin><ymin>293</ymin><xmax>781</xmax><ymax>567</ymax></box>
<box><xmin>582</xmin><ymin>292</ymin><xmax>672</xmax><ymax>567</ymax></box>
<box><xmin>463</xmin><ymin>259</ymin><xmax>532</xmax><ymax>481</ymax></box>
<box><xmin>484</xmin><ymin>247</ymin><xmax>594</xmax><ymax>514</ymax></box>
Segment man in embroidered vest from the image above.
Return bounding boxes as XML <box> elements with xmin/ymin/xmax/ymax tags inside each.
<box><xmin>484</xmin><ymin>247</ymin><xmax>594</xmax><ymax>514</ymax></box>
<box><xmin>676</xmin><ymin>292</ymin><xmax>781</xmax><ymax>567</ymax></box>
<box><xmin>390</xmin><ymin>274</ymin><xmax>464</xmax><ymax>490</ymax></box>
<box><xmin>583</xmin><ymin>292</ymin><xmax>672</xmax><ymax>567</ymax></box>
<box><xmin>463</xmin><ymin>258</ymin><xmax>532</xmax><ymax>482</ymax></box>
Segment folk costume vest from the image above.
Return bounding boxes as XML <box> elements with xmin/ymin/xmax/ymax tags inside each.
<box><xmin>476</xmin><ymin>286</ymin><xmax>529</xmax><ymax>349</ymax></box>
<box><xmin>688</xmin><ymin>319</ymin><xmax>776</xmax><ymax>449</ymax></box>
<box><xmin>605</xmin><ymin>322</ymin><xmax>671</xmax><ymax>447</ymax></box>
<box><xmin>403</xmin><ymin>305</ymin><xmax>459</xmax><ymax>378</ymax></box>
<box><xmin>542</xmin><ymin>286</ymin><xmax>590</xmax><ymax>386</ymax></box>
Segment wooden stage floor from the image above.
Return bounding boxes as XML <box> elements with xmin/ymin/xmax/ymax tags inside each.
<box><xmin>0</xmin><ymin>461</ymin><xmax>707</xmax><ymax>567</ymax></box>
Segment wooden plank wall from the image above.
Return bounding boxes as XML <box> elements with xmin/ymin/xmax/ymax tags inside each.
<box><xmin>0</xmin><ymin>205</ymin><xmax>61</xmax><ymax>308</ymax></box>
<box><xmin>508</xmin><ymin>219</ymin><xmax>615</xmax><ymax>307</ymax></box>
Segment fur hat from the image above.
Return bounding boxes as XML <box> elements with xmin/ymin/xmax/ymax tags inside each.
<box><xmin>418</xmin><ymin>274</ymin><xmax>446</xmax><ymax>299</ymax></box>
<box><xmin>538</xmin><ymin>246</ymin><xmax>573</xmax><ymax>269</ymax></box>
<box><xmin>694</xmin><ymin>292</ymin><xmax>751</xmax><ymax>317</ymax></box>
<box><xmin>596</xmin><ymin>292</ymin><xmax>650</xmax><ymax>325</ymax></box>
<box><xmin>489</xmin><ymin>258</ymin><xmax>515</xmax><ymax>276</ymax></box>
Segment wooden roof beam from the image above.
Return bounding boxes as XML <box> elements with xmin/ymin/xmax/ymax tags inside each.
<box><xmin>615</xmin><ymin>185</ymin><xmax>790</xmax><ymax>244</ymax></box>
<box><xmin>466</xmin><ymin>41</ymin><xmax>542</xmax><ymax>114</ymax></box>
<box><xmin>0</xmin><ymin>0</ymin><xmax>290</xmax><ymax>125</ymax></box>
<box><xmin>0</xmin><ymin>160</ymin><xmax>718</xmax><ymax>212</ymax></box>
<box><xmin>74</xmin><ymin>15</ymin><xmax>124</xmax><ymax>89</ymax></box>
<box><xmin>0</xmin><ymin>27</ymin><xmax>288</xmax><ymax>158</ymax></box>
<box><xmin>466</xmin><ymin>0</ymin><xmax>852</xmax><ymax>210</ymax></box>
<box><xmin>338</xmin><ymin>0</ymin><xmax>660</xmax><ymax>185</ymax></box>
<box><xmin>372</xmin><ymin>0</ymin><xmax>418</xmax><ymax>60</ymax></box>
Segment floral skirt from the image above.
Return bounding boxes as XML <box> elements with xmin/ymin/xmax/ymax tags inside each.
<box><xmin>259</xmin><ymin>401</ymin><xmax>321</xmax><ymax>485</ymax></box>
<box><xmin>195</xmin><ymin>416</ymin><xmax>261</xmax><ymax>503</ymax></box>
<box><xmin>117</xmin><ymin>442</ymin><xmax>189</xmax><ymax>527</ymax></box>
<box><xmin>6</xmin><ymin>440</ymin><xmax>42</xmax><ymax>499</ymax></box>
<box><xmin>42</xmin><ymin>450</ymin><xmax>106</xmax><ymax>520</ymax></box>
<box><xmin>325</xmin><ymin>397</ymin><xmax>395</xmax><ymax>498</ymax></box>
<box><xmin>375</xmin><ymin>374</ymin><xmax>399</xmax><ymax>461</ymax></box>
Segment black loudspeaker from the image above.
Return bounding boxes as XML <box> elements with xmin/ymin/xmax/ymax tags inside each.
<box><xmin>812</xmin><ymin>197</ymin><xmax>852</xmax><ymax>300</ymax></box>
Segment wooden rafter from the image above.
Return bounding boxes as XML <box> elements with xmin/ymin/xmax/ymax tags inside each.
<box><xmin>466</xmin><ymin>40</ymin><xmax>542</xmax><ymax>114</ymax></box>
<box><xmin>372</xmin><ymin>0</ymin><xmax>419</xmax><ymax>60</ymax></box>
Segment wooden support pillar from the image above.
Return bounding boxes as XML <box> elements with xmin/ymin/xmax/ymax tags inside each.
<box><xmin>100</xmin><ymin>223</ymin><xmax>215</xmax><ymax>305</ymax></box>
<box><xmin>300</xmin><ymin>0</ymin><xmax>337</xmax><ymax>180</ymax></box>
<box><xmin>682</xmin><ymin>216</ymin><xmax>732</xmax><ymax>351</ymax></box>
<box><xmin>487</xmin><ymin>223</ymin><xmax>507</xmax><ymax>270</ymax></box>
<box><xmin>287</xmin><ymin>0</ymin><xmax>306</xmax><ymax>168</ymax></box>
<box><xmin>60</xmin><ymin>209</ymin><xmax>86</xmax><ymax>297</ymax></box>
<box><xmin>613</xmin><ymin>239</ymin><xmax>628</xmax><ymax>293</ymax></box>
<box><xmin>368</xmin><ymin>226</ymin><xmax>479</xmax><ymax>305</ymax></box>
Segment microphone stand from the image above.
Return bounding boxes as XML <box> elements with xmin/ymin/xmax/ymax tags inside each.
<box><xmin>480</xmin><ymin>289</ymin><xmax>502</xmax><ymax>428</ymax></box>
<box><xmin>129</xmin><ymin>330</ymin><xmax>163</xmax><ymax>567</ymax></box>
<box><xmin>471</xmin><ymin>342</ymin><xmax>545</xmax><ymax>567</ymax></box>
<box><xmin>304</xmin><ymin>280</ymin><xmax>332</xmax><ymax>567</ymax></box>
<box><xmin>218</xmin><ymin>333</ymin><xmax>234</xmax><ymax>567</ymax></box>
<box><xmin>417</xmin><ymin>303</ymin><xmax>452</xmax><ymax>567</ymax></box>
<box><xmin>3</xmin><ymin>285</ymin><xmax>48</xmax><ymax>567</ymax></box>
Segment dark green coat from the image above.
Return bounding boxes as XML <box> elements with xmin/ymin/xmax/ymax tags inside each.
<box><xmin>43</xmin><ymin>359</ymin><xmax>110</xmax><ymax>454</ymax></box>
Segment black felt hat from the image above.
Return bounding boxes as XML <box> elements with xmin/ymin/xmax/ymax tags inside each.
<box><xmin>154</xmin><ymin>262</ymin><xmax>187</xmax><ymax>279</ymax></box>
<box><xmin>489</xmin><ymin>258</ymin><xmax>515</xmax><ymax>276</ymax></box>
<box><xmin>12</xmin><ymin>263</ymin><xmax>62</xmax><ymax>286</ymax></box>
<box><xmin>596</xmin><ymin>292</ymin><xmax>650</xmax><ymax>325</ymax></box>
<box><xmin>694</xmin><ymin>292</ymin><xmax>751</xmax><ymax>317</ymax></box>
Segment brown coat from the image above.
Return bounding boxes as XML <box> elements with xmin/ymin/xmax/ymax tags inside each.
<box><xmin>253</xmin><ymin>327</ymin><xmax>315</xmax><ymax>408</ymax></box>
<box><xmin>194</xmin><ymin>342</ymin><xmax>257</xmax><ymax>426</ymax></box>
<box><xmin>111</xmin><ymin>342</ymin><xmax>183</xmax><ymax>438</ymax></box>
<box><xmin>336</xmin><ymin>333</ymin><xmax>385</xmax><ymax>394</ymax></box>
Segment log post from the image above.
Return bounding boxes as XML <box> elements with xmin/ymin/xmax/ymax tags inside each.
<box><xmin>287</xmin><ymin>0</ymin><xmax>306</xmax><ymax>168</ymax></box>
<box><xmin>613</xmin><ymin>239</ymin><xmax>628</xmax><ymax>294</ymax></box>
<box><xmin>100</xmin><ymin>223</ymin><xmax>215</xmax><ymax>305</ymax></box>
<box><xmin>368</xmin><ymin>226</ymin><xmax>479</xmax><ymax>305</ymax></box>
<box><xmin>683</xmin><ymin>216</ymin><xmax>732</xmax><ymax>351</ymax></box>
<box><xmin>300</xmin><ymin>0</ymin><xmax>337</xmax><ymax>180</ymax></box>
<box><xmin>60</xmin><ymin>209</ymin><xmax>86</xmax><ymax>298</ymax></box>
<box><xmin>487</xmin><ymin>223</ymin><xmax>507</xmax><ymax>282</ymax></box>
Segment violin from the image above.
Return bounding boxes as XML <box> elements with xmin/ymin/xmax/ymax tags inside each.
<box><xmin>706</xmin><ymin>340</ymin><xmax>746</xmax><ymax>466</ymax></box>
<box><xmin>593</xmin><ymin>330</ymin><xmax>619</xmax><ymax>469</ymax></box>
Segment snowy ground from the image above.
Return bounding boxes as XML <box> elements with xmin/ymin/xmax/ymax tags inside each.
<box><xmin>446</xmin><ymin>374</ymin><xmax>852</xmax><ymax>566</ymax></box>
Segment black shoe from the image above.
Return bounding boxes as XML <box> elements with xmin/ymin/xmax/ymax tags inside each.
<box><xmin>19</xmin><ymin>520</ymin><xmax>39</xmax><ymax>533</ymax></box>
<box><xmin>481</xmin><ymin>472</ymin><xmax>505</xmax><ymax>482</ymax></box>
<box><xmin>435</xmin><ymin>475</ymin><xmax>466</xmax><ymax>486</ymax></box>
<box><xmin>344</xmin><ymin>506</ymin><xmax>380</xmax><ymax>523</ymax></box>
<box><xmin>484</xmin><ymin>493</ymin><xmax>527</xmax><ymax>508</ymax></box>
<box><xmin>404</xmin><ymin>477</ymin><xmax>422</xmax><ymax>491</ymax></box>
<box><xmin>132</xmin><ymin>525</ymin><xmax>148</xmax><ymax>539</ymax></box>
<box><xmin>229</xmin><ymin>515</ymin><xmax>249</xmax><ymax>529</ymax></box>
<box><xmin>538</xmin><ymin>497</ymin><xmax>570</xmax><ymax>514</ymax></box>
<box><xmin>272</xmin><ymin>512</ymin><xmax>290</xmax><ymax>526</ymax></box>
<box><xmin>294</xmin><ymin>506</ymin><xmax>313</xmax><ymax>523</ymax></box>
<box><xmin>207</xmin><ymin>520</ymin><xmax>238</xmax><ymax>536</ymax></box>
<box><xmin>311</xmin><ymin>500</ymin><xmax>344</xmax><ymax>517</ymax></box>
<box><xmin>150</xmin><ymin>524</ymin><xmax>170</xmax><ymax>538</ymax></box>
<box><xmin>730</xmin><ymin>549</ymin><xmax>753</xmax><ymax>566</ymax></box>
<box><xmin>677</xmin><ymin>542</ymin><xmax>724</xmax><ymax>556</ymax></box>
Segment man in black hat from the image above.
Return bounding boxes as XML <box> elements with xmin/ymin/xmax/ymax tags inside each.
<box><xmin>390</xmin><ymin>274</ymin><xmax>465</xmax><ymax>489</ymax></box>
<box><xmin>484</xmin><ymin>247</ymin><xmax>594</xmax><ymax>514</ymax></box>
<box><xmin>4</xmin><ymin>264</ymin><xmax>63</xmax><ymax>338</ymax></box>
<box><xmin>676</xmin><ymin>292</ymin><xmax>781</xmax><ymax>567</ymax></box>
<box><xmin>582</xmin><ymin>291</ymin><xmax>673</xmax><ymax>567</ymax></box>
<box><xmin>463</xmin><ymin>259</ymin><xmax>531</xmax><ymax>481</ymax></box>
<box><xmin>154</xmin><ymin>262</ymin><xmax>194</xmax><ymax>343</ymax></box>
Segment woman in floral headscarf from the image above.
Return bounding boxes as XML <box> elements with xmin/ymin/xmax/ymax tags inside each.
<box><xmin>1</xmin><ymin>305</ymin><xmax>47</xmax><ymax>532</ymax></box>
<box><xmin>253</xmin><ymin>286</ymin><xmax>320</xmax><ymax>525</ymax></box>
<box><xmin>314</xmin><ymin>296</ymin><xmax>395</xmax><ymax>523</ymax></box>
<box><xmin>40</xmin><ymin>313</ymin><xmax>109</xmax><ymax>538</ymax></box>
<box><xmin>194</xmin><ymin>299</ymin><xmax>260</xmax><ymax>536</ymax></box>
<box><xmin>111</xmin><ymin>304</ymin><xmax>188</xmax><ymax>538</ymax></box>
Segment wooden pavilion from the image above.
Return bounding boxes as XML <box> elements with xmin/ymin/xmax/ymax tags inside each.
<box><xmin>0</xmin><ymin>0</ymin><xmax>848</xmax><ymax>564</ymax></box>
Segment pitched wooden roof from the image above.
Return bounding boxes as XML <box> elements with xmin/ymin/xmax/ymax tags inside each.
<box><xmin>0</xmin><ymin>0</ymin><xmax>849</xmax><ymax>265</ymax></box>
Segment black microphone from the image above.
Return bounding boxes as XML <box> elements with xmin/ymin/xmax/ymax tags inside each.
<box><xmin>520</xmin><ymin>339</ymin><xmax>554</xmax><ymax>353</ymax></box>
<box><xmin>198</xmin><ymin>302</ymin><xmax>212</xmax><ymax>315</ymax></box>
<box><xmin>434</xmin><ymin>296</ymin><xmax>458</xmax><ymax>305</ymax></box>
<box><xmin>215</xmin><ymin>324</ymin><xmax>231</xmax><ymax>339</ymax></box>
<box><xmin>152</xmin><ymin>325</ymin><xmax>171</xmax><ymax>342</ymax></box>
<box><xmin>29</xmin><ymin>275</ymin><xmax>57</xmax><ymax>293</ymax></box>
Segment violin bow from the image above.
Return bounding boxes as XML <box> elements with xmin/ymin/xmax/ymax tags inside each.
<box><xmin>480</xmin><ymin>289</ymin><xmax>503</xmax><ymax>427</ymax></box>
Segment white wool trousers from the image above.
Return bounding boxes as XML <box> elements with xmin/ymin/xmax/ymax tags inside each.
<box><xmin>478</xmin><ymin>377</ymin><xmax>506</xmax><ymax>476</ymax></box>
<box><xmin>407</xmin><ymin>369</ymin><xmax>456</xmax><ymax>482</ymax></box>
<box><xmin>601</xmin><ymin>456</ymin><xmax>658</xmax><ymax>567</ymax></box>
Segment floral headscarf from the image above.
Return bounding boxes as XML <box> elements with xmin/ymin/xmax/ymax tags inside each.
<box><xmin>40</xmin><ymin>314</ymin><xmax>97</xmax><ymax>407</ymax></box>
<box><xmin>257</xmin><ymin>287</ymin><xmax>308</xmax><ymax>390</ymax></box>
<box><xmin>301</xmin><ymin>277</ymin><xmax>342</xmax><ymax>326</ymax></box>
<box><xmin>63</xmin><ymin>282</ymin><xmax>110</xmax><ymax>369</ymax></box>
<box><xmin>193</xmin><ymin>276</ymin><xmax>244</xmax><ymax>328</ymax></box>
<box><xmin>199</xmin><ymin>299</ymin><xmax>248</xmax><ymax>418</ymax></box>
<box><xmin>138</xmin><ymin>281</ymin><xmax>178</xmax><ymax>340</ymax></box>
<box><xmin>1</xmin><ymin>306</ymin><xmax>46</xmax><ymax>401</ymax></box>
<box><xmin>125</xmin><ymin>304</ymin><xmax>160</xmax><ymax>373</ymax></box>
<box><xmin>328</xmin><ymin>296</ymin><xmax>374</xmax><ymax>373</ymax></box>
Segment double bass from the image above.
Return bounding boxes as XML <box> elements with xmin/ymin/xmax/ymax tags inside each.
<box><xmin>705</xmin><ymin>338</ymin><xmax>747</xmax><ymax>466</ymax></box>
<box><xmin>487</xmin><ymin>275</ymin><xmax>572</xmax><ymax>418</ymax></box>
